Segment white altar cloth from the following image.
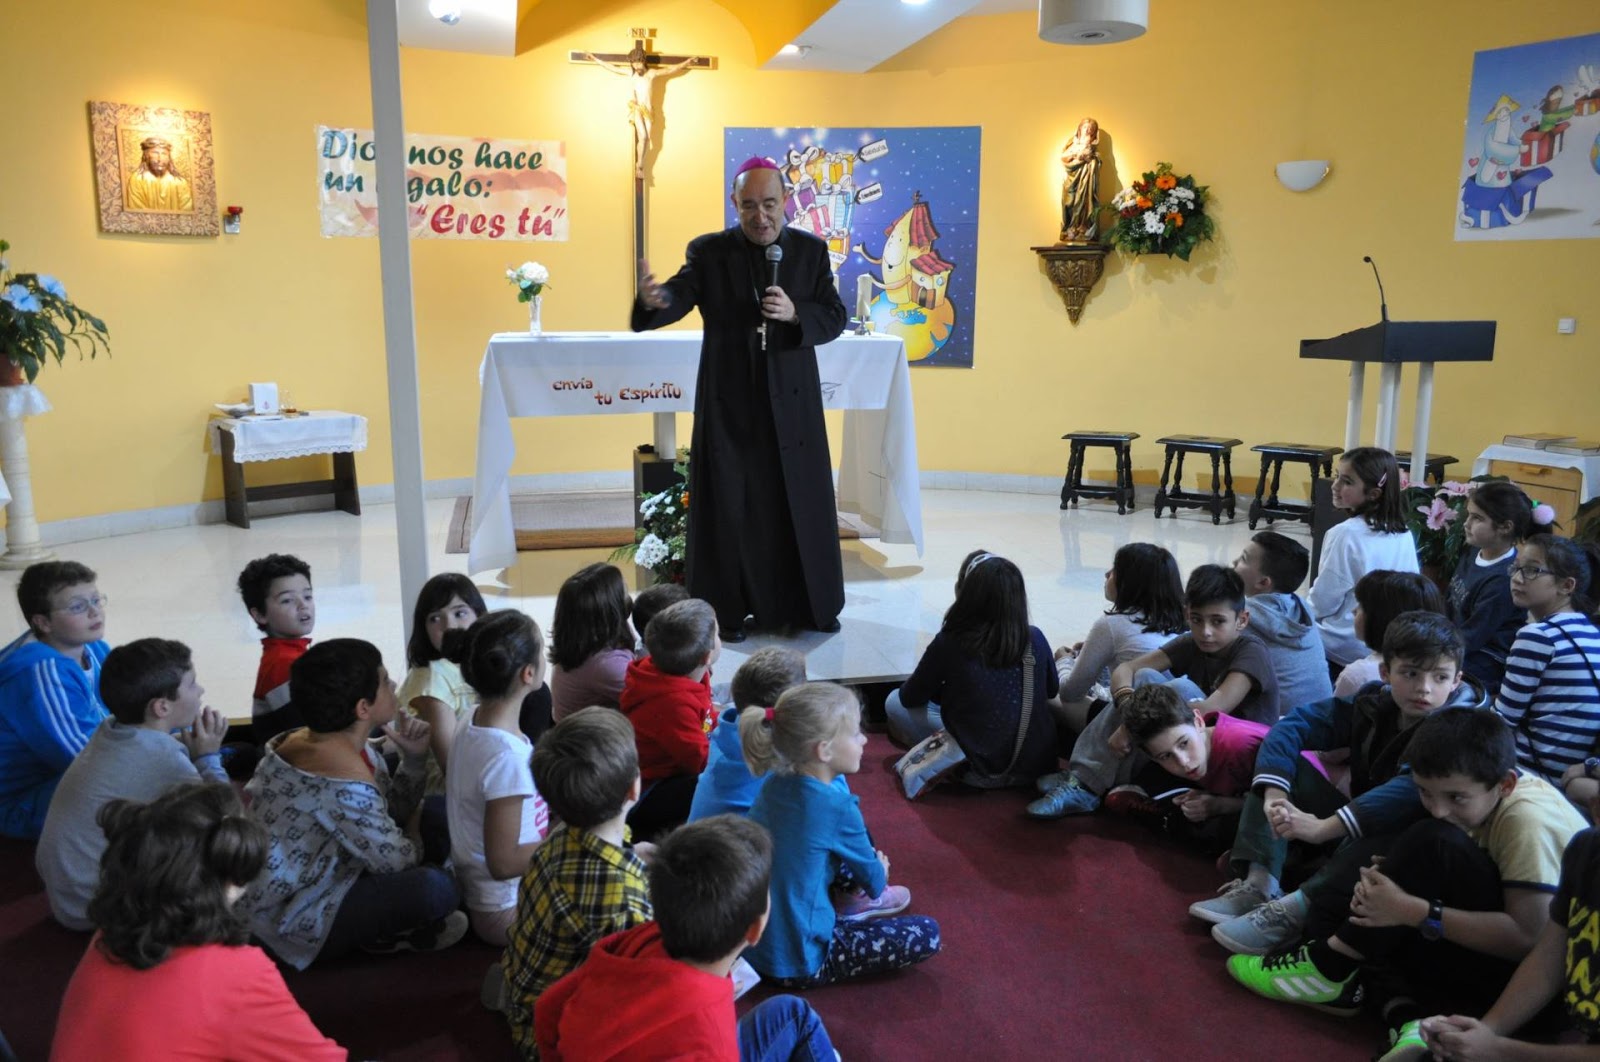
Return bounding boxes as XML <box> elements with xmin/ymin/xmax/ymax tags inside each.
<box><xmin>470</xmin><ymin>331</ymin><xmax>924</xmax><ymax>575</ymax></box>
<box><xmin>208</xmin><ymin>411</ymin><xmax>369</xmax><ymax>463</ymax></box>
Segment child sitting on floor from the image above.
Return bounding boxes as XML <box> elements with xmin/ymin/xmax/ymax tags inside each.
<box><xmin>1196</xmin><ymin>611</ymin><xmax>1490</xmax><ymax>957</ymax></box>
<box><xmin>1226</xmin><ymin>707</ymin><xmax>1586</xmax><ymax>1061</ymax></box>
<box><xmin>745</xmin><ymin>682</ymin><xmax>940</xmax><ymax>986</ymax></box>
<box><xmin>1334</xmin><ymin>571</ymin><xmax>1447</xmax><ymax>697</ymax></box>
<box><xmin>688</xmin><ymin>646</ymin><xmax>807</xmax><ymax>821</ymax></box>
<box><xmin>243</xmin><ymin>639</ymin><xmax>464</xmax><ymax>969</ymax></box>
<box><xmin>37</xmin><ymin>638</ymin><xmax>228</xmax><ymax>930</ymax></box>
<box><xmin>448</xmin><ymin>610</ymin><xmax>551</xmax><ymax>946</ymax></box>
<box><xmin>1119</xmin><ymin>684</ymin><xmax>1327</xmax><ymax>850</ymax></box>
<box><xmin>1419</xmin><ymin>789</ymin><xmax>1600</xmax><ymax>1059</ymax></box>
<box><xmin>535</xmin><ymin>814</ymin><xmax>838</xmax><ymax>1061</ymax></box>
<box><xmin>1308</xmin><ymin>447</ymin><xmax>1420</xmax><ymax>672</ymax></box>
<box><xmin>1449</xmin><ymin>482</ymin><xmax>1549</xmax><ymax>698</ymax></box>
<box><xmin>629</xmin><ymin>582</ymin><xmax>688</xmax><ymax>655</ymax></box>
<box><xmin>1029</xmin><ymin>564</ymin><xmax>1280</xmax><ymax>820</ymax></box>
<box><xmin>887</xmin><ymin>549</ymin><xmax>1059</xmax><ymax>789</ymax></box>
<box><xmin>501</xmin><ymin>707</ymin><xmax>653</xmax><ymax>1059</ymax></box>
<box><xmin>1051</xmin><ymin>542</ymin><xmax>1187</xmax><ymax>735</ymax></box>
<box><xmin>1233</xmin><ymin>530</ymin><xmax>1333</xmax><ymax>710</ymax></box>
<box><xmin>51</xmin><ymin>783</ymin><xmax>345</xmax><ymax>1060</ymax></box>
<box><xmin>549</xmin><ymin>562</ymin><xmax>636</xmax><ymax>722</ymax></box>
<box><xmin>397</xmin><ymin>572</ymin><xmax>486</xmax><ymax>786</ymax></box>
<box><xmin>620</xmin><ymin>597</ymin><xmax>720</xmax><ymax>840</ymax></box>
<box><xmin>0</xmin><ymin>560</ymin><xmax>111</xmax><ymax>839</ymax></box>
<box><xmin>236</xmin><ymin>553</ymin><xmax>315</xmax><ymax>745</ymax></box>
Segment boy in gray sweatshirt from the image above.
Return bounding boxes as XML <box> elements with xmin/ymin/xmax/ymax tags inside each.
<box><xmin>1234</xmin><ymin>531</ymin><xmax>1334</xmax><ymax>713</ymax></box>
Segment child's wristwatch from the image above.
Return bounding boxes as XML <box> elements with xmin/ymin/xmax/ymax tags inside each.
<box><xmin>1585</xmin><ymin>756</ymin><xmax>1600</xmax><ymax>780</ymax></box>
<box><xmin>1418</xmin><ymin>899</ymin><xmax>1444</xmax><ymax>941</ymax></box>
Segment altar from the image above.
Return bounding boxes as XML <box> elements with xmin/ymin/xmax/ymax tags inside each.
<box><xmin>469</xmin><ymin>331</ymin><xmax>925</xmax><ymax>575</ymax></box>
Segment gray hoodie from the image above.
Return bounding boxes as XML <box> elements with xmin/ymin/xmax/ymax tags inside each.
<box><xmin>1248</xmin><ymin>592</ymin><xmax>1333</xmax><ymax>713</ymax></box>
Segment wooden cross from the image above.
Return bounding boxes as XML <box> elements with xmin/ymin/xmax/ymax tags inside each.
<box><xmin>572</xmin><ymin>29</ymin><xmax>715</xmax><ymax>269</ymax></box>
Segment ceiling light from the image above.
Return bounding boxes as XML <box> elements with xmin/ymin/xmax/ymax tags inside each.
<box><xmin>1038</xmin><ymin>0</ymin><xmax>1147</xmax><ymax>45</ymax></box>
<box><xmin>427</xmin><ymin>0</ymin><xmax>462</xmax><ymax>25</ymax></box>
<box><xmin>901</xmin><ymin>0</ymin><xmax>933</xmax><ymax>6</ymax></box>
<box><xmin>779</xmin><ymin>43</ymin><xmax>812</xmax><ymax>57</ymax></box>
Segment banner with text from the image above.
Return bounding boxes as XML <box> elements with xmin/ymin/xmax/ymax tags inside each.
<box><xmin>317</xmin><ymin>126</ymin><xmax>568</xmax><ymax>240</ymax></box>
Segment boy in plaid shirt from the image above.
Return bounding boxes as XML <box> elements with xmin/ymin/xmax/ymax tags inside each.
<box><xmin>500</xmin><ymin>707</ymin><xmax>653</xmax><ymax>1059</ymax></box>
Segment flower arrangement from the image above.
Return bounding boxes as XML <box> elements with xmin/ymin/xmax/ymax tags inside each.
<box><xmin>612</xmin><ymin>450</ymin><xmax>690</xmax><ymax>584</ymax></box>
<box><xmin>0</xmin><ymin>238</ymin><xmax>110</xmax><ymax>383</ymax></box>
<box><xmin>506</xmin><ymin>261</ymin><xmax>550</xmax><ymax>303</ymax></box>
<box><xmin>1106</xmin><ymin>163</ymin><xmax>1215</xmax><ymax>261</ymax></box>
<box><xmin>1403</xmin><ymin>474</ymin><xmax>1522</xmax><ymax>575</ymax></box>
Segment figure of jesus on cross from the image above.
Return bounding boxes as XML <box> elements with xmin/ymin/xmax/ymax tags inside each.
<box><xmin>574</xmin><ymin>30</ymin><xmax>713</xmax><ymax>179</ymax></box>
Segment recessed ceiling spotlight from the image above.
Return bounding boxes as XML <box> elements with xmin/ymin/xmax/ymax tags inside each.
<box><xmin>900</xmin><ymin>0</ymin><xmax>933</xmax><ymax>6</ymax></box>
<box><xmin>779</xmin><ymin>43</ymin><xmax>813</xmax><ymax>57</ymax></box>
<box><xmin>427</xmin><ymin>0</ymin><xmax>462</xmax><ymax>25</ymax></box>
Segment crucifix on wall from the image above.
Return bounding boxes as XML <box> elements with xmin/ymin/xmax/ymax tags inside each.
<box><xmin>572</xmin><ymin>29</ymin><xmax>715</xmax><ymax>268</ymax></box>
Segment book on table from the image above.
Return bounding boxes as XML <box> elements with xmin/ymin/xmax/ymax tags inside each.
<box><xmin>1502</xmin><ymin>433</ymin><xmax>1577</xmax><ymax>449</ymax></box>
<box><xmin>1548</xmin><ymin>440</ymin><xmax>1600</xmax><ymax>456</ymax></box>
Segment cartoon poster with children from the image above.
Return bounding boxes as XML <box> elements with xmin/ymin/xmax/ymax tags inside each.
<box><xmin>724</xmin><ymin>127</ymin><xmax>981</xmax><ymax>368</ymax></box>
<box><xmin>1455</xmin><ymin>32</ymin><xmax>1600</xmax><ymax>241</ymax></box>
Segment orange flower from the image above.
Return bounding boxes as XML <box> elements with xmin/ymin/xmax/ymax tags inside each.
<box><xmin>681</xmin><ymin>492</ymin><xmax>690</xmax><ymax>507</ymax></box>
<box><xmin>1156</xmin><ymin>174</ymin><xmax>1177</xmax><ymax>191</ymax></box>
<box><xmin>1135</xmin><ymin>196</ymin><xmax>1153</xmax><ymax>209</ymax></box>
<box><xmin>1169</xmin><ymin>213</ymin><xmax>1184</xmax><ymax>227</ymax></box>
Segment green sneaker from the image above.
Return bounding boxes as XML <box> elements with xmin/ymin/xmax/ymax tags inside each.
<box><xmin>1226</xmin><ymin>945</ymin><xmax>1364</xmax><ymax>1016</ymax></box>
<box><xmin>1376</xmin><ymin>1020</ymin><xmax>1427</xmax><ymax>1062</ymax></box>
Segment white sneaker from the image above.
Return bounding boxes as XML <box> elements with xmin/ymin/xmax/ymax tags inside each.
<box><xmin>1187</xmin><ymin>879</ymin><xmax>1269</xmax><ymax>925</ymax></box>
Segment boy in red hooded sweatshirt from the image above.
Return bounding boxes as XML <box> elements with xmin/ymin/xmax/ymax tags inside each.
<box><xmin>534</xmin><ymin>814</ymin><xmax>837</xmax><ymax>1061</ymax></box>
<box><xmin>620</xmin><ymin>598</ymin><xmax>720</xmax><ymax>840</ymax></box>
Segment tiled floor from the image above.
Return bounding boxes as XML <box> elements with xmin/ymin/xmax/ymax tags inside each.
<box><xmin>0</xmin><ymin>490</ymin><xmax>1308</xmax><ymax>721</ymax></box>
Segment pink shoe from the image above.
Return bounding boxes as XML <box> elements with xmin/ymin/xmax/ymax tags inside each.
<box><xmin>836</xmin><ymin>885</ymin><xmax>912</xmax><ymax>922</ymax></box>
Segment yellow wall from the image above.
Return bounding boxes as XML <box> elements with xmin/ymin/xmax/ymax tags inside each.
<box><xmin>2</xmin><ymin>0</ymin><xmax>1597</xmax><ymax>523</ymax></box>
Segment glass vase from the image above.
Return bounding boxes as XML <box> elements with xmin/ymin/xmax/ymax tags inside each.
<box><xmin>527</xmin><ymin>294</ymin><xmax>543</xmax><ymax>337</ymax></box>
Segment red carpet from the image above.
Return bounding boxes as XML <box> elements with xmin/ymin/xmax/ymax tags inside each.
<box><xmin>0</xmin><ymin>737</ymin><xmax>1379</xmax><ymax>1059</ymax></box>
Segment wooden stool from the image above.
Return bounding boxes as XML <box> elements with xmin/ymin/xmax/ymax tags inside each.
<box><xmin>1153</xmin><ymin>435</ymin><xmax>1242</xmax><ymax>525</ymax></box>
<box><xmin>1248</xmin><ymin>442</ymin><xmax>1343</xmax><ymax>530</ymax></box>
<box><xmin>1395</xmin><ymin>451</ymin><xmax>1459</xmax><ymax>487</ymax></box>
<box><xmin>1060</xmin><ymin>430</ymin><xmax>1139</xmax><ymax>515</ymax></box>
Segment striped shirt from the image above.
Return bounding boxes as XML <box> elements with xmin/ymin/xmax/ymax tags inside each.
<box><xmin>1495</xmin><ymin>613</ymin><xmax>1600</xmax><ymax>782</ymax></box>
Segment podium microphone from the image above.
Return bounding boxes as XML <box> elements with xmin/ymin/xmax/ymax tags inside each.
<box><xmin>1362</xmin><ymin>255</ymin><xmax>1389</xmax><ymax>322</ymax></box>
<box><xmin>765</xmin><ymin>243</ymin><xmax>783</xmax><ymax>291</ymax></box>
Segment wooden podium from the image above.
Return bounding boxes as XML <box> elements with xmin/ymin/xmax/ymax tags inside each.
<box><xmin>1299</xmin><ymin>318</ymin><xmax>1496</xmax><ymax>574</ymax></box>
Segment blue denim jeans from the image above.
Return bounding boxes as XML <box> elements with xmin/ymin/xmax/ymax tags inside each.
<box><xmin>884</xmin><ymin>689</ymin><xmax>942</xmax><ymax>748</ymax></box>
<box><xmin>738</xmin><ymin>994</ymin><xmax>837</xmax><ymax>1062</ymax></box>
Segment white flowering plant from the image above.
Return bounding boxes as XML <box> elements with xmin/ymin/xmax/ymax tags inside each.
<box><xmin>0</xmin><ymin>238</ymin><xmax>110</xmax><ymax>383</ymax></box>
<box><xmin>1106</xmin><ymin>163</ymin><xmax>1215</xmax><ymax>261</ymax></box>
<box><xmin>612</xmin><ymin>450</ymin><xmax>690</xmax><ymax>584</ymax></box>
<box><xmin>505</xmin><ymin>261</ymin><xmax>550</xmax><ymax>303</ymax></box>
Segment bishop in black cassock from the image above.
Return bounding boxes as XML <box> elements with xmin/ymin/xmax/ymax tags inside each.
<box><xmin>631</xmin><ymin>159</ymin><xmax>848</xmax><ymax>639</ymax></box>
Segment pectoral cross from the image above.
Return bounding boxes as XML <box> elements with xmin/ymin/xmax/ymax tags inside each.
<box><xmin>572</xmin><ymin>29</ymin><xmax>715</xmax><ymax>273</ymax></box>
<box><xmin>760</xmin><ymin>320</ymin><xmax>768</xmax><ymax>352</ymax></box>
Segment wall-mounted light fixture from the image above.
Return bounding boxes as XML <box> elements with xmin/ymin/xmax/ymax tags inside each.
<box><xmin>427</xmin><ymin>0</ymin><xmax>462</xmax><ymax>26</ymax></box>
<box><xmin>1275</xmin><ymin>160</ymin><xmax>1330</xmax><ymax>192</ymax></box>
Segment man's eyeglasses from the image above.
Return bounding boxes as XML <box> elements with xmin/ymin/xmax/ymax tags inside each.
<box><xmin>54</xmin><ymin>593</ymin><xmax>109</xmax><ymax>616</ymax></box>
<box><xmin>1509</xmin><ymin>565</ymin><xmax>1553</xmax><ymax>581</ymax></box>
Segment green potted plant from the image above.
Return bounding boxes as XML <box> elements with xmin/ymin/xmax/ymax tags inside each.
<box><xmin>0</xmin><ymin>238</ymin><xmax>110</xmax><ymax>385</ymax></box>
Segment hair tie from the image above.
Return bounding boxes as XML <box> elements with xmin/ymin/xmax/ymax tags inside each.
<box><xmin>1531</xmin><ymin>501</ymin><xmax>1556</xmax><ymax>526</ymax></box>
<box><xmin>763</xmin><ymin>706</ymin><xmax>776</xmax><ymax>723</ymax></box>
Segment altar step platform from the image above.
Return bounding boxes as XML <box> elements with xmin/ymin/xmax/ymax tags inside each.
<box><xmin>444</xmin><ymin>490</ymin><xmax>878</xmax><ymax>555</ymax></box>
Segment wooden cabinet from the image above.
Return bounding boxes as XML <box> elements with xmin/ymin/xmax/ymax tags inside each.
<box><xmin>1488</xmin><ymin>460</ymin><xmax>1582</xmax><ymax>532</ymax></box>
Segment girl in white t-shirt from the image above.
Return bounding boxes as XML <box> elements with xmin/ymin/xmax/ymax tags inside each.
<box><xmin>1307</xmin><ymin>447</ymin><xmax>1420</xmax><ymax>668</ymax></box>
<box><xmin>399</xmin><ymin>573</ymin><xmax>487</xmax><ymax>791</ymax></box>
<box><xmin>447</xmin><ymin>609</ymin><xmax>551</xmax><ymax>945</ymax></box>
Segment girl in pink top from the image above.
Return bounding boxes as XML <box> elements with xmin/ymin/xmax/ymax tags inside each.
<box><xmin>52</xmin><ymin>783</ymin><xmax>344</xmax><ymax>1061</ymax></box>
<box><xmin>549</xmin><ymin>563</ymin><xmax>637</xmax><ymax>722</ymax></box>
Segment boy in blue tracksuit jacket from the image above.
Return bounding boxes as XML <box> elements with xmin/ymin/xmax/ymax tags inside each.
<box><xmin>1192</xmin><ymin>611</ymin><xmax>1491</xmax><ymax>954</ymax></box>
<box><xmin>0</xmin><ymin>561</ymin><xmax>111</xmax><ymax>838</ymax></box>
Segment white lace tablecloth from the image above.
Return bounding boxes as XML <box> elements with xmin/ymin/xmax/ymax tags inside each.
<box><xmin>0</xmin><ymin>384</ymin><xmax>52</xmax><ymax>422</ymax></box>
<box><xmin>208</xmin><ymin>411</ymin><xmax>368</xmax><ymax>463</ymax></box>
<box><xmin>470</xmin><ymin>331</ymin><xmax>923</xmax><ymax>575</ymax></box>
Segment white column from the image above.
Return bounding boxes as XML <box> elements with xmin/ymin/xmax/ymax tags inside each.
<box><xmin>652</xmin><ymin>412</ymin><xmax>676</xmax><ymax>456</ymax></box>
<box><xmin>1344</xmin><ymin>362</ymin><xmax>1366</xmax><ymax>451</ymax></box>
<box><xmin>0</xmin><ymin>391</ymin><xmax>54</xmax><ymax>569</ymax></box>
<box><xmin>366</xmin><ymin>0</ymin><xmax>429</xmax><ymax>641</ymax></box>
<box><xmin>1410</xmin><ymin>361</ymin><xmax>1435</xmax><ymax>481</ymax></box>
<box><xmin>1375</xmin><ymin>362</ymin><xmax>1403</xmax><ymax>452</ymax></box>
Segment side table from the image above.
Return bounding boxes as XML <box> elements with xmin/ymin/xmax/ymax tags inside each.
<box><xmin>209</xmin><ymin>411</ymin><xmax>368</xmax><ymax>529</ymax></box>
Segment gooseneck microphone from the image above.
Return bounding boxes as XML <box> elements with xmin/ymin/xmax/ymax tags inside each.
<box><xmin>1363</xmin><ymin>255</ymin><xmax>1389</xmax><ymax>322</ymax></box>
<box><xmin>765</xmin><ymin>242</ymin><xmax>783</xmax><ymax>291</ymax></box>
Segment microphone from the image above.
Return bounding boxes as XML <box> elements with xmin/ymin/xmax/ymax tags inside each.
<box><xmin>765</xmin><ymin>243</ymin><xmax>783</xmax><ymax>291</ymax></box>
<box><xmin>1362</xmin><ymin>255</ymin><xmax>1389</xmax><ymax>322</ymax></box>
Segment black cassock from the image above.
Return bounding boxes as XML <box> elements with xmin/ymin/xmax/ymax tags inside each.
<box><xmin>631</xmin><ymin>226</ymin><xmax>848</xmax><ymax>631</ymax></box>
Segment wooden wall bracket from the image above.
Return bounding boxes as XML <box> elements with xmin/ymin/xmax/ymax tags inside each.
<box><xmin>1031</xmin><ymin>243</ymin><xmax>1109</xmax><ymax>324</ymax></box>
